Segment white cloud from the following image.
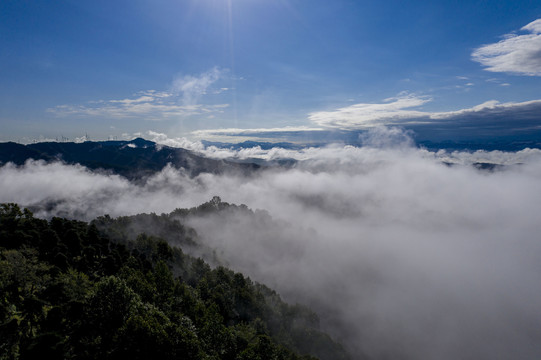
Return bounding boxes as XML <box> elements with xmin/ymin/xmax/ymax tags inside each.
<box><xmin>147</xmin><ymin>130</ymin><xmax>328</xmax><ymax>160</ymax></box>
<box><xmin>147</xmin><ymin>130</ymin><xmax>207</xmax><ymax>152</ymax></box>
<box><xmin>472</xmin><ymin>19</ymin><xmax>541</xmax><ymax>76</ymax></box>
<box><xmin>172</xmin><ymin>67</ymin><xmax>225</xmax><ymax>105</ymax></box>
<box><xmin>48</xmin><ymin>69</ymin><xmax>229</xmax><ymax>120</ymax></box>
<box><xmin>430</xmin><ymin>98</ymin><xmax>541</xmax><ymax>119</ymax></box>
<box><xmin>48</xmin><ymin>99</ymin><xmax>228</xmax><ymax>121</ymax></box>
<box><xmin>185</xmin><ymin>126</ymin><xmax>326</xmax><ymax>144</ymax></box>
<box><xmin>307</xmin><ymin>94</ymin><xmax>541</xmax><ymax>130</ymax></box>
<box><xmin>153</xmin><ymin>131</ymin><xmax>308</xmax><ymax>160</ymax></box>
<box><xmin>308</xmin><ymin>94</ymin><xmax>431</xmax><ymax>129</ymax></box>
<box><xmin>191</xmin><ymin>126</ymin><xmax>324</xmax><ymax>137</ymax></box>
<box><xmin>147</xmin><ymin>128</ymin><xmax>541</xmax><ymax>165</ymax></box>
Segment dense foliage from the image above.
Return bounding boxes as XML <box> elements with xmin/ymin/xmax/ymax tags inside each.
<box><xmin>0</xmin><ymin>203</ymin><xmax>349</xmax><ymax>360</ymax></box>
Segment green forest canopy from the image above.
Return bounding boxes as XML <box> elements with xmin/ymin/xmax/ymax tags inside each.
<box><xmin>0</xmin><ymin>202</ymin><xmax>351</xmax><ymax>360</ymax></box>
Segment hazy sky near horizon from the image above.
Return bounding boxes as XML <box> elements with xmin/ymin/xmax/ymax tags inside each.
<box><xmin>1</xmin><ymin>0</ymin><xmax>541</xmax><ymax>143</ymax></box>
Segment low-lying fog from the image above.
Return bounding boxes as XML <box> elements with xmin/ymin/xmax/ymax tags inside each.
<box><xmin>2</xmin><ymin>128</ymin><xmax>541</xmax><ymax>359</ymax></box>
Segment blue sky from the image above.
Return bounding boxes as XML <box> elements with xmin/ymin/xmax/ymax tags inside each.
<box><xmin>1</xmin><ymin>0</ymin><xmax>541</xmax><ymax>144</ymax></box>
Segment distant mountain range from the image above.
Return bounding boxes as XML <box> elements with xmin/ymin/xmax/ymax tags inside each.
<box><xmin>0</xmin><ymin>138</ymin><xmax>260</xmax><ymax>180</ymax></box>
<box><xmin>0</xmin><ymin>138</ymin><xmax>526</xmax><ymax>179</ymax></box>
<box><xmin>200</xmin><ymin>131</ymin><xmax>541</xmax><ymax>152</ymax></box>
<box><xmin>203</xmin><ymin>138</ymin><xmax>541</xmax><ymax>152</ymax></box>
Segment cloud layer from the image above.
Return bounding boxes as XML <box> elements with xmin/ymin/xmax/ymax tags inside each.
<box><xmin>2</xmin><ymin>129</ymin><xmax>541</xmax><ymax>359</ymax></box>
<box><xmin>48</xmin><ymin>68</ymin><xmax>228</xmax><ymax>120</ymax></box>
<box><xmin>309</xmin><ymin>94</ymin><xmax>432</xmax><ymax>129</ymax></box>
<box><xmin>472</xmin><ymin>19</ymin><xmax>541</xmax><ymax>76</ymax></box>
<box><xmin>306</xmin><ymin>95</ymin><xmax>541</xmax><ymax>136</ymax></box>
<box><xmin>173</xmin><ymin>93</ymin><xmax>541</xmax><ymax>141</ymax></box>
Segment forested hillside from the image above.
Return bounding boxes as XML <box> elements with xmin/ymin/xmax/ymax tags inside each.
<box><xmin>91</xmin><ymin>196</ymin><xmax>263</xmax><ymax>266</ymax></box>
<box><xmin>0</xmin><ymin>203</ymin><xmax>350</xmax><ymax>360</ymax></box>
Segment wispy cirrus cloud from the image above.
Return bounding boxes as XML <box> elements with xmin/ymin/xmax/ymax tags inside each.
<box><xmin>47</xmin><ymin>68</ymin><xmax>229</xmax><ymax>120</ymax></box>
<box><xmin>172</xmin><ymin>66</ymin><xmax>225</xmax><ymax>105</ymax></box>
<box><xmin>472</xmin><ymin>19</ymin><xmax>541</xmax><ymax>76</ymax></box>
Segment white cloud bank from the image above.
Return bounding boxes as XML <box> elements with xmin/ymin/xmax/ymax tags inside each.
<box><xmin>309</xmin><ymin>94</ymin><xmax>432</xmax><ymax>129</ymax></box>
<box><xmin>147</xmin><ymin>129</ymin><xmax>541</xmax><ymax>164</ymax></box>
<box><xmin>472</xmin><ymin>19</ymin><xmax>541</xmax><ymax>76</ymax></box>
<box><xmin>307</xmin><ymin>94</ymin><xmax>541</xmax><ymax>130</ymax></box>
<box><xmin>48</xmin><ymin>68</ymin><xmax>228</xmax><ymax>120</ymax></box>
<box><xmin>2</xmin><ymin>129</ymin><xmax>541</xmax><ymax>359</ymax></box>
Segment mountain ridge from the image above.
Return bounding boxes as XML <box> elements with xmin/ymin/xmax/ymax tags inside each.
<box><xmin>0</xmin><ymin>138</ymin><xmax>260</xmax><ymax>180</ymax></box>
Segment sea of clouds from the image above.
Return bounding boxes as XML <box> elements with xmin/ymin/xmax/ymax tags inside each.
<box><xmin>1</xmin><ymin>127</ymin><xmax>541</xmax><ymax>359</ymax></box>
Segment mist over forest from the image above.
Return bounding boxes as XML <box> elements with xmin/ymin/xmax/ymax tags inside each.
<box><xmin>3</xmin><ymin>0</ymin><xmax>541</xmax><ymax>358</ymax></box>
<box><xmin>2</xmin><ymin>127</ymin><xmax>541</xmax><ymax>359</ymax></box>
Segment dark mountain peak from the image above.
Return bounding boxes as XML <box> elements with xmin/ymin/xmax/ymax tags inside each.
<box><xmin>126</xmin><ymin>137</ymin><xmax>156</xmax><ymax>148</ymax></box>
